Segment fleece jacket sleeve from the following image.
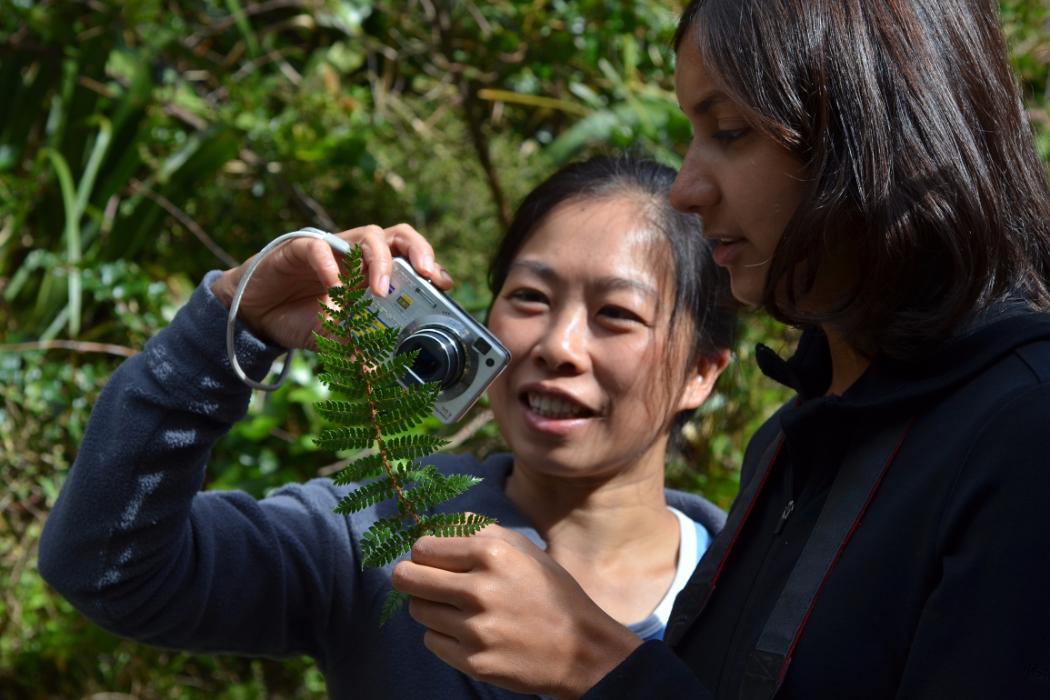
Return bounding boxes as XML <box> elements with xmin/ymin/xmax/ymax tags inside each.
<box><xmin>896</xmin><ymin>382</ymin><xmax>1050</xmax><ymax>697</ymax></box>
<box><xmin>38</xmin><ymin>271</ymin><xmax>357</xmax><ymax>658</ymax></box>
<box><xmin>581</xmin><ymin>641</ymin><xmax>714</xmax><ymax>699</ymax></box>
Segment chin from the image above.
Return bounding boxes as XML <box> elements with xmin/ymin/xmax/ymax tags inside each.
<box><xmin>729</xmin><ymin>280</ymin><xmax>764</xmax><ymax>308</ymax></box>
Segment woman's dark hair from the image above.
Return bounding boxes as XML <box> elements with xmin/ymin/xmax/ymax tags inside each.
<box><xmin>675</xmin><ymin>0</ymin><xmax>1050</xmax><ymax>358</ymax></box>
<box><xmin>488</xmin><ymin>153</ymin><xmax>736</xmax><ymax>435</ymax></box>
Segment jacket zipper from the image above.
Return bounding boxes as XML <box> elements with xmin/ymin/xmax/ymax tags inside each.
<box><xmin>774</xmin><ymin>499</ymin><xmax>796</xmax><ymax>535</ymax></box>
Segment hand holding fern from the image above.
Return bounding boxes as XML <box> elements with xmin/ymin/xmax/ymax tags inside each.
<box><xmin>391</xmin><ymin>525</ymin><xmax>643</xmax><ymax>699</ymax></box>
<box><xmin>210</xmin><ymin>223</ymin><xmax>453</xmax><ymax>349</ymax></box>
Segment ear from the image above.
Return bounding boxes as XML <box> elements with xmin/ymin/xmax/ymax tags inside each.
<box><xmin>676</xmin><ymin>348</ymin><xmax>731</xmax><ymax>413</ymax></box>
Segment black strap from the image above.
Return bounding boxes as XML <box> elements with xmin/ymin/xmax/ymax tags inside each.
<box><xmin>738</xmin><ymin>418</ymin><xmax>911</xmax><ymax>700</ymax></box>
<box><xmin>665</xmin><ymin>435</ymin><xmax>785</xmax><ymax>646</ymax></box>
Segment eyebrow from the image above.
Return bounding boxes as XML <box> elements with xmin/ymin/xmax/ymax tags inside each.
<box><xmin>680</xmin><ymin>91</ymin><xmax>729</xmax><ymax>117</ymax></box>
<box><xmin>508</xmin><ymin>260</ymin><xmax>659</xmax><ymax>299</ymax></box>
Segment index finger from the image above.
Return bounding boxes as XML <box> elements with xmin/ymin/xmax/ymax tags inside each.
<box><xmin>391</xmin><ymin>558</ymin><xmax>471</xmax><ymax>607</ymax></box>
<box><xmin>409</xmin><ymin>535</ymin><xmax>484</xmax><ymax>572</ymax></box>
<box><xmin>384</xmin><ymin>223</ymin><xmax>454</xmax><ymax>291</ymax></box>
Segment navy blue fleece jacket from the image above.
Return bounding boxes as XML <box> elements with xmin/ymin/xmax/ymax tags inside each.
<box><xmin>38</xmin><ymin>272</ymin><xmax>726</xmax><ymax>699</ymax></box>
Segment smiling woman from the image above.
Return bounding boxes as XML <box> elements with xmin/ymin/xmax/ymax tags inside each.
<box><xmin>490</xmin><ymin>199</ymin><xmax>702</xmax><ymax>482</ymax></box>
<box><xmin>38</xmin><ymin>153</ymin><xmax>737</xmax><ymax>699</ymax></box>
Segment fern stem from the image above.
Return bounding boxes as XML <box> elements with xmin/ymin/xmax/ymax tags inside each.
<box><xmin>358</xmin><ymin>356</ymin><xmax>423</xmax><ymax>528</ymax></box>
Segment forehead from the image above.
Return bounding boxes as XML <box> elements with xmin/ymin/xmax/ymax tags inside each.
<box><xmin>674</xmin><ymin>37</ymin><xmax>724</xmax><ymax>104</ymax></box>
<box><xmin>515</xmin><ymin>196</ymin><xmax>669</xmax><ymax>277</ymax></box>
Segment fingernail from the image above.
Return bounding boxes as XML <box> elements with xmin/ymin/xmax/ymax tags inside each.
<box><xmin>420</xmin><ymin>254</ymin><xmax>434</xmax><ymax>273</ymax></box>
<box><xmin>378</xmin><ymin>275</ymin><xmax>390</xmax><ymax>296</ymax></box>
<box><xmin>440</xmin><ymin>269</ymin><xmax>453</xmax><ymax>285</ymax></box>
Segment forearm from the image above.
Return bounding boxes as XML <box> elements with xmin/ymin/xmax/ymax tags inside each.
<box><xmin>39</xmin><ymin>272</ymin><xmax>284</xmax><ymax>632</ymax></box>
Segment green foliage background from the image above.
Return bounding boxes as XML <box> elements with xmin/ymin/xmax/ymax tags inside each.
<box><xmin>1</xmin><ymin>1</ymin><xmax>1047</xmax><ymax>697</ymax></box>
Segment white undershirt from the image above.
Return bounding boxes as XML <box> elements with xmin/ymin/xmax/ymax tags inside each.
<box><xmin>625</xmin><ymin>506</ymin><xmax>711</xmax><ymax>641</ymax></box>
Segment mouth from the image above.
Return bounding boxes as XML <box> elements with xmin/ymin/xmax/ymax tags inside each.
<box><xmin>706</xmin><ymin>234</ymin><xmax>745</xmax><ymax>246</ymax></box>
<box><xmin>521</xmin><ymin>389</ymin><xmax>598</xmax><ymax>420</ymax></box>
<box><xmin>705</xmin><ymin>235</ymin><xmax>747</xmax><ymax>266</ymax></box>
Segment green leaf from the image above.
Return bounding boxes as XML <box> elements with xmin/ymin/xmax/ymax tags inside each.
<box><xmin>331</xmin><ymin>452</ymin><xmax>386</xmax><ymax>485</ymax></box>
<box><xmin>379</xmin><ymin>589</ymin><xmax>410</xmax><ymax>626</ymax></box>
<box><xmin>360</xmin><ymin>523</ymin><xmax>416</xmax><ymax>568</ymax></box>
<box><xmin>314</xmin><ymin>426</ymin><xmax>374</xmax><ymax>452</ymax></box>
<box><xmin>381</xmin><ymin>434</ymin><xmax>450</xmax><ymax>461</ymax></box>
<box><xmin>416</xmin><ymin>512</ymin><xmax>497</xmax><ymax>538</ymax></box>
<box><xmin>333</xmin><ymin>478</ymin><xmax>397</xmax><ymax>514</ymax></box>
<box><xmin>402</xmin><ymin>473</ymin><xmax>483</xmax><ymax>512</ymax></box>
<box><xmin>41</xmin><ymin>147</ymin><xmax>81</xmax><ymax>337</ymax></box>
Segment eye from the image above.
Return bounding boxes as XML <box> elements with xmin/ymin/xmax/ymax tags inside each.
<box><xmin>599</xmin><ymin>305</ymin><xmax>646</xmax><ymax>325</ymax></box>
<box><xmin>506</xmin><ymin>288</ymin><xmax>549</xmax><ymax>306</ymax></box>
<box><xmin>712</xmin><ymin>126</ymin><xmax>751</xmax><ymax>144</ymax></box>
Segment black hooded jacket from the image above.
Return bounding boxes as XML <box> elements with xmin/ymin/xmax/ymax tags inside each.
<box><xmin>585</xmin><ymin>305</ymin><xmax>1050</xmax><ymax>699</ymax></box>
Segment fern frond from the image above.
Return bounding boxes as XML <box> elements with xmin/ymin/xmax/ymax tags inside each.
<box><xmin>313</xmin><ymin>243</ymin><xmax>494</xmax><ymax>624</ymax></box>
<box><xmin>313</xmin><ymin>349</ymin><xmax>360</xmax><ymax>375</ymax></box>
<box><xmin>314</xmin><ymin>426</ymin><xmax>375</xmax><ymax>452</ymax></box>
<box><xmin>351</xmin><ymin>326</ymin><xmax>401</xmax><ymax>357</ymax></box>
<box><xmin>402</xmin><ymin>472</ymin><xmax>484</xmax><ymax>513</ymax></box>
<box><xmin>415</xmin><ymin>512</ymin><xmax>497</xmax><ymax>538</ymax></box>
<box><xmin>379</xmin><ymin>590</ymin><xmax>410</xmax><ymax>626</ymax></box>
<box><xmin>334</xmin><ymin>479</ymin><xmax>397</xmax><ymax>514</ymax></box>
<box><xmin>372</xmin><ymin>385</ymin><xmax>441</xmax><ymax>434</ymax></box>
<box><xmin>316</xmin><ymin>398</ymin><xmax>374</xmax><ymax>425</ymax></box>
<box><xmin>361</xmin><ymin>524</ymin><xmax>417</xmax><ymax>568</ymax></box>
<box><xmin>382</xmin><ymin>434</ymin><xmax>450</xmax><ymax>461</ymax></box>
<box><xmin>314</xmin><ymin>333</ymin><xmax>356</xmax><ymax>359</ymax></box>
<box><xmin>331</xmin><ymin>452</ymin><xmax>385</xmax><ymax>485</ymax></box>
<box><xmin>360</xmin><ymin>351</ymin><xmax>420</xmax><ymax>388</ymax></box>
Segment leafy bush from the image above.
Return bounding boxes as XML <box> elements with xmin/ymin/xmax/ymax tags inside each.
<box><xmin>1</xmin><ymin>0</ymin><xmax>1046</xmax><ymax>696</ymax></box>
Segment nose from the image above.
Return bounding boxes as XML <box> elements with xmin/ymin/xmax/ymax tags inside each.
<box><xmin>534</xmin><ymin>305</ymin><xmax>589</xmax><ymax>374</ymax></box>
<box><xmin>670</xmin><ymin>143</ymin><xmax>720</xmax><ymax>215</ymax></box>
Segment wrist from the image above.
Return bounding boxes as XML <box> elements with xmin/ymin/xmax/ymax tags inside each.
<box><xmin>210</xmin><ymin>270</ymin><xmax>238</xmax><ymax>309</ymax></box>
<box><xmin>560</xmin><ymin>620</ymin><xmax>643</xmax><ymax>700</ymax></box>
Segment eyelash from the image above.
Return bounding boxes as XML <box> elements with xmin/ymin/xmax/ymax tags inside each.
<box><xmin>507</xmin><ymin>289</ymin><xmax>547</xmax><ymax>304</ymax></box>
<box><xmin>712</xmin><ymin>127</ymin><xmax>750</xmax><ymax>144</ymax></box>
<box><xmin>600</xmin><ymin>306</ymin><xmax>645</xmax><ymax>324</ymax></box>
<box><xmin>507</xmin><ymin>291</ymin><xmax>645</xmax><ymax>325</ymax></box>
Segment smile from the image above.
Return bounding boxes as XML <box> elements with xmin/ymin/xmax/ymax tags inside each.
<box><xmin>525</xmin><ymin>392</ymin><xmax>595</xmax><ymax>419</ymax></box>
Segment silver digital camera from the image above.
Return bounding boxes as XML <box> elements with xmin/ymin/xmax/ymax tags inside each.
<box><xmin>364</xmin><ymin>257</ymin><xmax>510</xmax><ymax>424</ymax></box>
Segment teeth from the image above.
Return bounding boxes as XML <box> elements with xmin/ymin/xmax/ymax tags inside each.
<box><xmin>527</xmin><ymin>392</ymin><xmax>589</xmax><ymax>419</ymax></box>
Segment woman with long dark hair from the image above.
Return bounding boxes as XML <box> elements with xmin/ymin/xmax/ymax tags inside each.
<box><xmin>392</xmin><ymin>1</ymin><xmax>1050</xmax><ymax>697</ymax></box>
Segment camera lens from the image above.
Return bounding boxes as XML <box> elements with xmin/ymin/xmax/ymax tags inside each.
<box><xmin>397</xmin><ymin>327</ymin><xmax>464</xmax><ymax>390</ymax></box>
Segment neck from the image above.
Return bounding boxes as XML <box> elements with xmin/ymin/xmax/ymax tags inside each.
<box><xmin>504</xmin><ymin>458</ymin><xmax>671</xmax><ymax>556</ymax></box>
<box><xmin>823</xmin><ymin>327</ymin><xmax>871</xmax><ymax>396</ymax></box>
<box><xmin>503</xmin><ymin>453</ymin><xmax>681</xmax><ymax>624</ymax></box>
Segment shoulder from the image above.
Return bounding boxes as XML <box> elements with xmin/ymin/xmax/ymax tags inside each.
<box><xmin>428</xmin><ymin>451</ymin><xmax>512</xmax><ymax>480</ymax></box>
<box><xmin>323</xmin><ymin>450</ymin><xmax>518</xmax><ymax>525</ymax></box>
<box><xmin>665</xmin><ymin>489</ymin><xmax>726</xmax><ymax>536</ymax></box>
<box><xmin>738</xmin><ymin>400</ymin><xmax>793</xmax><ymax>486</ymax></box>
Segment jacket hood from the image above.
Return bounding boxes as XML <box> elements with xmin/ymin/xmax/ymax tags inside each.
<box><xmin>757</xmin><ymin>302</ymin><xmax>1050</xmax><ymax>414</ymax></box>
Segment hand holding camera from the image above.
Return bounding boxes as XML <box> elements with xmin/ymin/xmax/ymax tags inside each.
<box><xmin>211</xmin><ymin>223</ymin><xmax>454</xmax><ymax>351</ymax></box>
<box><xmin>214</xmin><ymin>223</ymin><xmax>507</xmax><ymax>422</ymax></box>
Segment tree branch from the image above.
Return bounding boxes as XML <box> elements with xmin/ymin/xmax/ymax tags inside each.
<box><xmin>0</xmin><ymin>340</ymin><xmax>138</xmax><ymax>358</ymax></box>
<box><xmin>129</xmin><ymin>180</ymin><xmax>239</xmax><ymax>267</ymax></box>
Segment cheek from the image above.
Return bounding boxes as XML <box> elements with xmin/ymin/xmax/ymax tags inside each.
<box><xmin>487</xmin><ymin>372</ymin><xmax>513</xmax><ymax>411</ymax></box>
<box><xmin>601</xmin><ymin>339</ymin><xmax>666</xmax><ymax>404</ymax></box>
<box><xmin>486</xmin><ymin>303</ymin><xmax>531</xmax><ymax>352</ymax></box>
<box><xmin>621</xmin><ymin>337</ymin><xmax>692</xmax><ymax>422</ymax></box>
